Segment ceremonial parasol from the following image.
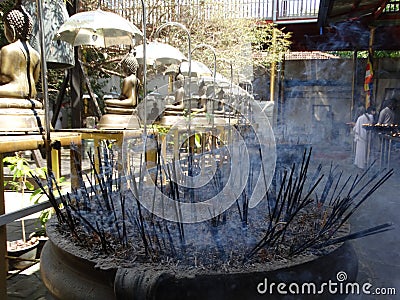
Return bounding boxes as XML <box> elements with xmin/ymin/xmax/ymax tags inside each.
<box><xmin>134</xmin><ymin>41</ymin><xmax>187</xmax><ymax>66</ymax></box>
<box><xmin>54</xmin><ymin>9</ymin><xmax>143</xmax><ymax>47</ymax></box>
<box><xmin>180</xmin><ymin>60</ymin><xmax>212</xmax><ymax>78</ymax></box>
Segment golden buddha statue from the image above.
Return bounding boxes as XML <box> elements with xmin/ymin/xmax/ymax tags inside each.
<box><xmin>191</xmin><ymin>79</ymin><xmax>207</xmax><ymax>113</ymax></box>
<box><xmin>214</xmin><ymin>88</ymin><xmax>225</xmax><ymax>114</ymax></box>
<box><xmin>0</xmin><ymin>5</ymin><xmax>41</xmax><ymax>104</ymax></box>
<box><xmin>97</xmin><ymin>52</ymin><xmax>141</xmax><ymax>129</ymax></box>
<box><xmin>158</xmin><ymin>71</ymin><xmax>187</xmax><ymax>126</ymax></box>
<box><xmin>104</xmin><ymin>52</ymin><xmax>139</xmax><ymax>113</ymax></box>
<box><xmin>165</xmin><ymin>71</ymin><xmax>185</xmax><ymax>112</ymax></box>
<box><xmin>0</xmin><ymin>4</ymin><xmax>44</xmax><ymax>132</ymax></box>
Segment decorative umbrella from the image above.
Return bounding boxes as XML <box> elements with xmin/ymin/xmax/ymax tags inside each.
<box><xmin>54</xmin><ymin>9</ymin><xmax>143</xmax><ymax>47</ymax></box>
<box><xmin>134</xmin><ymin>41</ymin><xmax>187</xmax><ymax>66</ymax></box>
<box><xmin>180</xmin><ymin>60</ymin><xmax>212</xmax><ymax>78</ymax></box>
<box><xmin>163</xmin><ymin>64</ymin><xmax>180</xmax><ymax>76</ymax></box>
<box><xmin>200</xmin><ymin>74</ymin><xmax>251</xmax><ymax>97</ymax></box>
<box><xmin>201</xmin><ymin>73</ymin><xmax>231</xmax><ymax>88</ymax></box>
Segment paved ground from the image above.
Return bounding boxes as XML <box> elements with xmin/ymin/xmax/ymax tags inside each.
<box><xmin>314</xmin><ymin>147</ymin><xmax>400</xmax><ymax>300</ymax></box>
<box><xmin>5</xmin><ymin>143</ymin><xmax>400</xmax><ymax>299</ymax></box>
<box><xmin>6</xmin><ymin>218</ymin><xmax>51</xmax><ymax>300</ymax></box>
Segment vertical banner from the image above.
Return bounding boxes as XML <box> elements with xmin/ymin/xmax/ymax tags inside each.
<box><xmin>365</xmin><ymin>27</ymin><xmax>375</xmax><ymax>109</ymax></box>
<box><xmin>364</xmin><ymin>53</ymin><xmax>373</xmax><ymax>108</ymax></box>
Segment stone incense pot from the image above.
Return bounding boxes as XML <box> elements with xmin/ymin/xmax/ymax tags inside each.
<box><xmin>41</xmin><ymin>219</ymin><xmax>358</xmax><ymax>300</ymax></box>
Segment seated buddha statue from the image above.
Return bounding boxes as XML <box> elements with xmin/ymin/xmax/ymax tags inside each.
<box><xmin>98</xmin><ymin>52</ymin><xmax>141</xmax><ymax>129</ymax></box>
<box><xmin>165</xmin><ymin>71</ymin><xmax>185</xmax><ymax>113</ymax></box>
<box><xmin>0</xmin><ymin>4</ymin><xmax>42</xmax><ymax>109</ymax></box>
<box><xmin>104</xmin><ymin>52</ymin><xmax>140</xmax><ymax>114</ymax></box>
<box><xmin>214</xmin><ymin>88</ymin><xmax>225</xmax><ymax>114</ymax></box>
<box><xmin>191</xmin><ymin>79</ymin><xmax>207</xmax><ymax>113</ymax></box>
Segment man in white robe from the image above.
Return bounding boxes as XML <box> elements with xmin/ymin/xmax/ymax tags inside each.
<box><xmin>353</xmin><ymin>106</ymin><xmax>376</xmax><ymax>169</ymax></box>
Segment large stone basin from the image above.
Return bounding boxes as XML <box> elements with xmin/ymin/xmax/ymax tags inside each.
<box><xmin>41</xmin><ymin>219</ymin><xmax>358</xmax><ymax>300</ymax></box>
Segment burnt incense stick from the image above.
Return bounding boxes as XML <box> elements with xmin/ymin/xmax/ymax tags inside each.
<box><xmin>35</xmin><ymin>141</ymin><xmax>396</xmax><ymax>270</ymax></box>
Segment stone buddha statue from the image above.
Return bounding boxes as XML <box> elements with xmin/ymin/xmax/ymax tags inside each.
<box><xmin>0</xmin><ymin>4</ymin><xmax>41</xmax><ymax>108</ymax></box>
<box><xmin>104</xmin><ymin>52</ymin><xmax>140</xmax><ymax>113</ymax></box>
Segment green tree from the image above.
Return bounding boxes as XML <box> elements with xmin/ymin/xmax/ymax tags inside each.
<box><xmin>77</xmin><ymin>0</ymin><xmax>291</xmax><ymax>87</ymax></box>
<box><xmin>148</xmin><ymin>0</ymin><xmax>291</xmax><ymax>82</ymax></box>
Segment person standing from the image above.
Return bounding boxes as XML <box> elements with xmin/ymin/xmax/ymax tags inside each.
<box><xmin>377</xmin><ymin>99</ymin><xmax>395</xmax><ymax>125</ymax></box>
<box><xmin>353</xmin><ymin>106</ymin><xmax>376</xmax><ymax>169</ymax></box>
<box><xmin>352</xmin><ymin>100</ymin><xmax>366</xmax><ymax>123</ymax></box>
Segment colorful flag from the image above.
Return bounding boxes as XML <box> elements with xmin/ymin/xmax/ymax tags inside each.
<box><xmin>364</xmin><ymin>54</ymin><xmax>373</xmax><ymax>108</ymax></box>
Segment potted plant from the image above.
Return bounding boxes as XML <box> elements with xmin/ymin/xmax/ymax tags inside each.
<box><xmin>3</xmin><ymin>151</ymin><xmax>46</xmax><ymax>268</ymax></box>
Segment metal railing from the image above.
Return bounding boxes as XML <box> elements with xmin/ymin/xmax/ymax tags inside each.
<box><xmin>277</xmin><ymin>0</ymin><xmax>319</xmax><ymax>19</ymax></box>
<box><xmin>0</xmin><ymin>201</ymin><xmax>52</xmax><ymax>228</ymax></box>
<box><xmin>99</xmin><ymin>0</ymin><xmax>320</xmax><ymax>26</ymax></box>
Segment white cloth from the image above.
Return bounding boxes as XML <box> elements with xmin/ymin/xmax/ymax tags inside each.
<box><xmin>353</xmin><ymin>113</ymin><xmax>373</xmax><ymax>169</ymax></box>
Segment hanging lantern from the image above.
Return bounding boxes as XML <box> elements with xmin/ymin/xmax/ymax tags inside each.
<box><xmin>22</xmin><ymin>0</ymin><xmax>74</xmax><ymax>69</ymax></box>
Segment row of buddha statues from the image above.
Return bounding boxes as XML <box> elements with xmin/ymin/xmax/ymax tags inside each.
<box><xmin>103</xmin><ymin>56</ymin><xmax>227</xmax><ymax>117</ymax></box>
<box><xmin>0</xmin><ymin>3</ymin><xmax>228</xmax><ymax>131</ymax></box>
